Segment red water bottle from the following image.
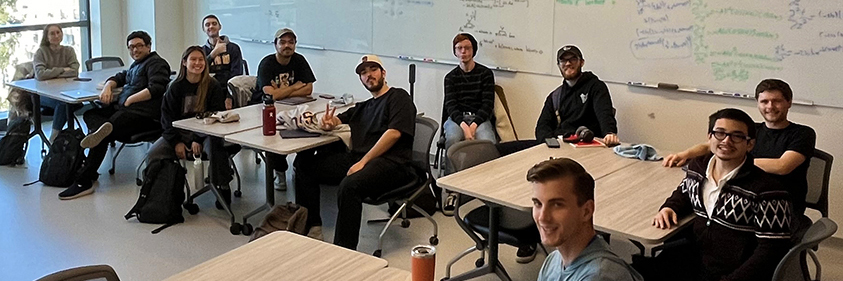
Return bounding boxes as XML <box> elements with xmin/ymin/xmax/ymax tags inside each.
<box><xmin>262</xmin><ymin>95</ymin><xmax>276</xmax><ymax>136</ymax></box>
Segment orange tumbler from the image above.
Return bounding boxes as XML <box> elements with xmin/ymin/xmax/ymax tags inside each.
<box><xmin>411</xmin><ymin>245</ymin><xmax>436</xmax><ymax>281</ymax></box>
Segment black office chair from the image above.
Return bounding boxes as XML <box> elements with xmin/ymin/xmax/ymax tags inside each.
<box><xmin>364</xmin><ymin>115</ymin><xmax>440</xmax><ymax>257</ymax></box>
<box><xmin>773</xmin><ymin>218</ymin><xmax>838</xmax><ymax>281</ymax></box>
<box><xmin>443</xmin><ymin>140</ymin><xmax>545</xmax><ymax>280</ymax></box>
<box><xmin>85</xmin><ymin>57</ymin><xmax>124</xmax><ymax>71</ymax></box>
<box><xmin>806</xmin><ymin>149</ymin><xmax>832</xmax><ymax>217</ymax></box>
<box><xmin>36</xmin><ymin>264</ymin><xmax>120</xmax><ymax>281</ymax></box>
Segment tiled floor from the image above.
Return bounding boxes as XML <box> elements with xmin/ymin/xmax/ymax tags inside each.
<box><xmin>2</xmin><ymin>123</ymin><xmax>841</xmax><ymax>281</ymax></box>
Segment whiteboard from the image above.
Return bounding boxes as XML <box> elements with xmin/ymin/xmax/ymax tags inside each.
<box><xmin>372</xmin><ymin>0</ymin><xmax>555</xmax><ymax>74</ymax></box>
<box><xmin>207</xmin><ymin>0</ymin><xmax>372</xmax><ymax>53</ymax></box>
<box><xmin>554</xmin><ymin>0</ymin><xmax>843</xmax><ymax>107</ymax></box>
<box><xmin>202</xmin><ymin>0</ymin><xmax>843</xmax><ymax>107</ymax></box>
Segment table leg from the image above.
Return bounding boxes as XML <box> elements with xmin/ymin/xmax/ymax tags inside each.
<box><xmin>66</xmin><ymin>102</ymin><xmax>75</xmax><ymax>131</ymax></box>
<box><xmin>28</xmin><ymin>94</ymin><xmax>50</xmax><ymax>149</ymax></box>
<box><xmin>242</xmin><ymin>151</ymin><xmax>274</xmax><ymax>225</ymax></box>
<box><xmin>443</xmin><ymin>203</ymin><xmax>511</xmax><ymax>281</ymax></box>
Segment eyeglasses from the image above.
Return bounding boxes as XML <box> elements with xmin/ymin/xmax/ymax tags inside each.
<box><xmin>195</xmin><ymin>111</ymin><xmax>217</xmax><ymax>119</ymax></box>
<box><xmin>127</xmin><ymin>43</ymin><xmax>147</xmax><ymax>50</ymax></box>
<box><xmin>710</xmin><ymin>130</ymin><xmax>751</xmax><ymax>143</ymax></box>
<box><xmin>558</xmin><ymin>57</ymin><xmax>580</xmax><ymax>64</ymax></box>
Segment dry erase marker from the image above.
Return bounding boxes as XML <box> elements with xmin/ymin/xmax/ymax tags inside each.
<box><xmin>628</xmin><ymin>82</ymin><xmax>645</xmax><ymax>86</ymax></box>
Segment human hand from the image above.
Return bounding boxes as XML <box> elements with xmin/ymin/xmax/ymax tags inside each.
<box><xmin>225</xmin><ymin>98</ymin><xmax>233</xmax><ymax>110</ymax></box>
<box><xmin>652</xmin><ymin>207</ymin><xmax>678</xmax><ymax>229</ymax></box>
<box><xmin>212</xmin><ymin>41</ymin><xmax>227</xmax><ymax>55</ymax></box>
<box><xmin>347</xmin><ymin>160</ymin><xmax>366</xmax><ymax>176</ymax></box>
<box><xmin>99</xmin><ymin>87</ymin><xmax>113</xmax><ymax>104</ymax></box>
<box><xmin>460</xmin><ymin>122</ymin><xmax>474</xmax><ymax>140</ymax></box>
<box><xmin>603</xmin><ymin>133</ymin><xmax>620</xmax><ymax>146</ymax></box>
<box><xmin>662</xmin><ymin>152</ymin><xmax>689</xmax><ymax>167</ymax></box>
<box><xmin>191</xmin><ymin>142</ymin><xmax>202</xmax><ymax>158</ymax></box>
<box><xmin>321</xmin><ymin>103</ymin><xmax>339</xmax><ymax>130</ymax></box>
<box><xmin>175</xmin><ymin>142</ymin><xmax>188</xmax><ymax>159</ymax></box>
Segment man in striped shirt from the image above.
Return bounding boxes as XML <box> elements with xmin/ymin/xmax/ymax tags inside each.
<box><xmin>442</xmin><ymin>33</ymin><xmax>497</xmax><ymax>154</ymax></box>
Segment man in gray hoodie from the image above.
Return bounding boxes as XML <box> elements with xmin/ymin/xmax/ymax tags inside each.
<box><xmin>528</xmin><ymin>158</ymin><xmax>643</xmax><ymax>281</ymax></box>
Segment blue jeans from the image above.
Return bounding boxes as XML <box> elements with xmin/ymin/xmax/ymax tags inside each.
<box><xmin>40</xmin><ymin>97</ymin><xmax>82</xmax><ymax>131</ymax></box>
<box><xmin>443</xmin><ymin>117</ymin><xmax>496</xmax><ymax>153</ymax></box>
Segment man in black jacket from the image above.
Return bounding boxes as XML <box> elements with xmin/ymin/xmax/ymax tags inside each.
<box><xmin>59</xmin><ymin>30</ymin><xmax>171</xmax><ymax>200</ymax></box>
<box><xmin>651</xmin><ymin>108</ymin><xmax>793</xmax><ymax>281</ymax></box>
<box><xmin>496</xmin><ymin>45</ymin><xmax>619</xmax><ymax>156</ymax></box>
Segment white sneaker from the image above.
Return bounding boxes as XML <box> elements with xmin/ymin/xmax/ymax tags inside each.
<box><xmin>81</xmin><ymin>122</ymin><xmax>113</xmax><ymax>148</ymax></box>
<box><xmin>306</xmin><ymin>226</ymin><xmax>323</xmax><ymax>241</ymax></box>
<box><xmin>274</xmin><ymin>171</ymin><xmax>287</xmax><ymax>191</ymax></box>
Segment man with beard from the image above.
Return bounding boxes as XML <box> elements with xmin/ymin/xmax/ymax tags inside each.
<box><xmin>252</xmin><ymin>28</ymin><xmax>317</xmax><ymax>191</ymax></box>
<box><xmin>662</xmin><ymin>79</ymin><xmax>816</xmax><ymax>238</ymax></box>
<box><xmin>651</xmin><ymin>108</ymin><xmax>793</xmax><ymax>281</ymax></box>
<box><xmin>496</xmin><ymin>45</ymin><xmax>619</xmax><ymax>155</ymax></box>
<box><xmin>292</xmin><ymin>55</ymin><xmax>417</xmax><ymax>249</ymax></box>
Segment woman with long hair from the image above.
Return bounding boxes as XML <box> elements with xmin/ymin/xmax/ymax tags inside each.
<box><xmin>147</xmin><ymin>46</ymin><xmax>233</xmax><ymax>208</ymax></box>
<box><xmin>34</xmin><ymin>24</ymin><xmax>81</xmax><ymax>141</ymax></box>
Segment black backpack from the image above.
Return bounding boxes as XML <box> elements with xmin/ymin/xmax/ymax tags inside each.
<box><xmin>125</xmin><ymin>159</ymin><xmax>189</xmax><ymax>233</ymax></box>
<box><xmin>38</xmin><ymin>128</ymin><xmax>85</xmax><ymax>187</ymax></box>
<box><xmin>0</xmin><ymin>118</ymin><xmax>32</xmax><ymax>166</ymax></box>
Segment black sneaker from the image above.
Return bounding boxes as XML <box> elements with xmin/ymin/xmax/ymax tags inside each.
<box><xmin>59</xmin><ymin>181</ymin><xmax>94</xmax><ymax>200</ymax></box>
<box><xmin>215</xmin><ymin>187</ymin><xmax>232</xmax><ymax>210</ymax></box>
<box><xmin>516</xmin><ymin>244</ymin><xmax>538</xmax><ymax>264</ymax></box>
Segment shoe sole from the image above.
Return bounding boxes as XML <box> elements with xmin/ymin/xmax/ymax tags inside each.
<box><xmin>59</xmin><ymin>187</ymin><xmax>95</xmax><ymax>200</ymax></box>
<box><xmin>81</xmin><ymin>122</ymin><xmax>113</xmax><ymax>148</ymax></box>
<box><xmin>515</xmin><ymin>250</ymin><xmax>538</xmax><ymax>264</ymax></box>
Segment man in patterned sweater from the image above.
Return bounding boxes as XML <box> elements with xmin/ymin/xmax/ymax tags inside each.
<box><xmin>652</xmin><ymin>108</ymin><xmax>793</xmax><ymax>281</ymax></box>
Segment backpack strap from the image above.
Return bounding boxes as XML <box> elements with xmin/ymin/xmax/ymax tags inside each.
<box><xmin>551</xmin><ymin>87</ymin><xmax>562</xmax><ymax>124</ymax></box>
<box><xmin>151</xmin><ymin>223</ymin><xmax>177</xmax><ymax>234</ymax></box>
<box><xmin>23</xmin><ymin>180</ymin><xmax>40</xmax><ymax>186</ymax></box>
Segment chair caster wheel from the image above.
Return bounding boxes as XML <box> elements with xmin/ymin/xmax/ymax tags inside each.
<box><xmin>108</xmin><ymin>168</ymin><xmax>115</xmax><ymax>175</ymax></box>
<box><xmin>401</xmin><ymin>220</ymin><xmax>410</xmax><ymax>228</ymax></box>
<box><xmin>184</xmin><ymin>203</ymin><xmax>199</xmax><ymax>215</ymax></box>
<box><xmin>430</xmin><ymin>236</ymin><xmax>439</xmax><ymax>245</ymax></box>
<box><xmin>234</xmin><ymin>190</ymin><xmax>242</xmax><ymax>197</ymax></box>
<box><xmin>230</xmin><ymin>222</ymin><xmax>242</xmax><ymax>235</ymax></box>
<box><xmin>242</xmin><ymin>223</ymin><xmax>254</xmax><ymax>236</ymax></box>
<box><xmin>136</xmin><ymin>179</ymin><xmax>143</xmax><ymax>186</ymax></box>
<box><xmin>475</xmin><ymin>258</ymin><xmax>485</xmax><ymax>267</ymax></box>
<box><xmin>373</xmin><ymin>250</ymin><xmax>382</xmax><ymax>257</ymax></box>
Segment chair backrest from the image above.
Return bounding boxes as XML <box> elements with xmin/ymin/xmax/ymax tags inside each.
<box><xmin>36</xmin><ymin>264</ymin><xmax>120</xmax><ymax>281</ymax></box>
<box><xmin>446</xmin><ymin>140</ymin><xmax>500</xmax><ymax>173</ymax></box>
<box><xmin>773</xmin><ymin>218</ymin><xmax>838</xmax><ymax>281</ymax></box>
<box><xmin>805</xmin><ymin>148</ymin><xmax>833</xmax><ymax>217</ymax></box>
<box><xmin>85</xmin><ymin>57</ymin><xmax>124</xmax><ymax>71</ymax></box>
<box><xmin>242</xmin><ymin>59</ymin><xmax>250</xmax><ymax>76</ymax></box>
<box><xmin>413</xmin><ymin>115</ymin><xmax>439</xmax><ymax>166</ymax></box>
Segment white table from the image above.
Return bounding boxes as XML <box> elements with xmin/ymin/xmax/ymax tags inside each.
<box><xmin>165</xmin><ymin>231</ymin><xmax>392</xmax><ymax>281</ymax></box>
<box><xmin>5</xmin><ymin>67</ymin><xmax>125</xmax><ymax>148</ymax></box>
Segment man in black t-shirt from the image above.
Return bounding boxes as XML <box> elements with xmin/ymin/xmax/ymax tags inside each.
<box><xmin>664</xmin><ymin>79</ymin><xmax>816</xmax><ymax>235</ymax></box>
<box><xmin>252</xmin><ymin>28</ymin><xmax>317</xmax><ymax>190</ymax></box>
<box><xmin>293</xmin><ymin>55</ymin><xmax>417</xmax><ymax>250</ymax></box>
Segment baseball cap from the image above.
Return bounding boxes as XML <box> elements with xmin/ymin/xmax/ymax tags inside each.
<box><xmin>274</xmin><ymin>28</ymin><xmax>296</xmax><ymax>40</ymax></box>
<box><xmin>355</xmin><ymin>54</ymin><xmax>384</xmax><ymax>74</ymax></box>
<box><xmin>557</xmin><ymin>45</ymin><xmax>583</xmax><ymax>61</ymax></box>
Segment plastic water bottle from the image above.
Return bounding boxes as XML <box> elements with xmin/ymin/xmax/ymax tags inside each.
<box><xmin>193</xmin><ymin>156</ymin><xmax>203</xmax><ymax>189</ymax></box>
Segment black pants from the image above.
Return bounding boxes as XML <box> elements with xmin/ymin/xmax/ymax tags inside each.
<box><xmin>146</xmin><ymin>136</ymin><xmax>233</xmax><ymax>186</ymax></box>
<box><xmin>267</xmin><ymin>152</ymin><xmax>289</xmax><ymax>173</ymax></box>
<box><xmin>293</xmin><ymin>142</ymin><xmax>414</xmax><ymax>250</ymax></box>
<box><xmin>78</xmin><ymin>107</ymin><xmax>160</xmax><ymax>184</ymax></box>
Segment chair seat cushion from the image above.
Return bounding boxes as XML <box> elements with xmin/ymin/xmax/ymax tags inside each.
<box><xmin>362</xmin><ymin>162</ymin><xmax>427</xmax><ymax>204</ymax></box>
<box><xmin>122</xmin><ymin>129</ymin><xmax>163</xmax><ymax>143</ymax></box>
<box><xmin>464</xmin><ymin>206</ymin><xmax>540</xmax><ymax>247</ymax></box>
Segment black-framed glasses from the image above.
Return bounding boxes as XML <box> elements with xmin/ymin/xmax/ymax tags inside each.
<box><xmin>558</xmin><ymin>57</ymin><xmax>580</xmax><ymax>64</ymax></box>
<box><xmin>127</xmin><ymin>43</ymin><xmax>147</xmax><ymax>50</ymax></box>
<box><xmin>710</xmin><ymin>130</ymin><xmax>751</xmax><ymax>143</ymax></box>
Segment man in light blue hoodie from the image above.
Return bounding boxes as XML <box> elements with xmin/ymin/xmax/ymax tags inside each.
<box><xmin>528</xmin><ymin>158</ymin><xmax>643</xmax><ymax>281</ymax></box>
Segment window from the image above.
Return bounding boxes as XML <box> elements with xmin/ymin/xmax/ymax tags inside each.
<box><xmin>0</xmin><ymin>0</ymin><xmax>90</xmax><ymax>112</ymax></box>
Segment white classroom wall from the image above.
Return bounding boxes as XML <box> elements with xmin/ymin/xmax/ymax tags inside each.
<box><xmin>94</xmin><ymin>0</ymin><xmax>843</xmax><ymax>238</ymax></box>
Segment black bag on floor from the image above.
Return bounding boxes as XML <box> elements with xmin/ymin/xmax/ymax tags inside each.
<box><xmin>38</xmin><ymin>128</ymin><xmax>85</xmax><ymax>187</ymax></box>
<box><xmin>0</xmin><ymin>118</ymin><xmax>32</xmax><ymax>166</ymax></box>
<box><xmin>125</xmin><ymin>159</ymin><xmax>188</xmax><ymax>233</ymax></box>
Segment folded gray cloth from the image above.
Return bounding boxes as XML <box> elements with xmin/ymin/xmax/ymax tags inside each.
<box><xmin>612</xmin><ymin>144</ymin><xmax>663</xmax><ymax>161</ymax></box>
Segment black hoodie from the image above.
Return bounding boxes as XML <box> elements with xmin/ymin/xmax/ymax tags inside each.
<box><xmin>534</xmin><ymin>71</ymin><xmax>617</xmax><ymax>140</ymax></box>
